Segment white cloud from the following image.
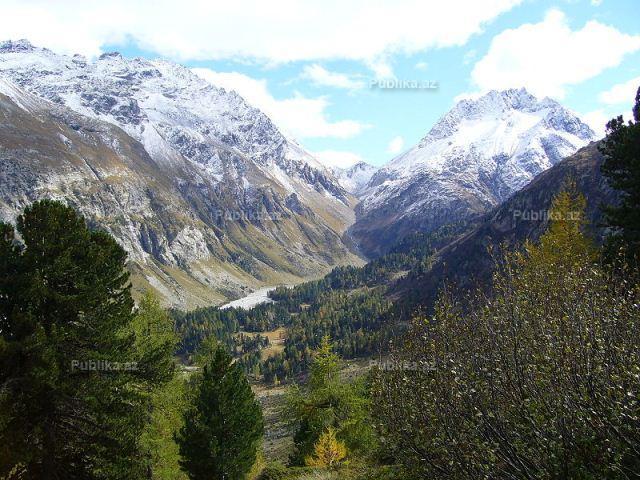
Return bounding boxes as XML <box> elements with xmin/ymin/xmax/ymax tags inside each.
<box><xmin>415</xmin><ymin>61</ymin><xmax>428</xmax><ymax>71</ymax></box>
<box><xmin>599</xmin><ymin>76</ymin><xmax>640</xmax><ymax>105</ymax></box>
<box><xmin>581</xmin><ymin>109</ymin><xmax>610</xmax><ymax>138</ymax></box>
<box><xmin>470</xmin><ymin>9</ymin><xmax>640</xmax><ymax>99</ymax></box>
<box><xmin>192</xmin><ymin>68</ymin><xmax>369</xmax><ymax>139</ymax></box>
<box><xmin>0</xmin><ymin>0</ymin><xmax>521</xmax><ymax>72</ymax></box>
<box><xmin>313</xmin><ymin>150</ymin><xmax>364</xmax><ymax>169</ymax></box>
<box><xmin>386</xmin><ymin>136</ymin><xmax>405</xmax><ymax>154</ymax></box>
<box><xmin>300</xmin><ymin>64</ymin><xmax>365</xmax><ymax>89</ymax></box>
<box><xmin>365</xmin><ymin>57</ymin><xmax>396</xmax><ymax>80</ymax></box>
<box><xmin>582</xmin><ymin>108</ymin><xmax>634</xmax><ymax>138</ymax></box>
<box><xmin>591</xmin><ymin>0</ymin><xmax>603</xmax><ymax>6</ymax></box>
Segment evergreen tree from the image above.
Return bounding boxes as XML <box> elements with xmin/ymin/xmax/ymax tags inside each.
<box><xmin>600</xmin><ymin>85</ymin><xmax>640</xmax><ymax>262</ymax></box>
<box><xmin>287</xmin><ymin>338</ymin><xmax>375</xmax><ymax>466</ymax></box>
<box><xmin>175</xmin><ymin>341</ymin><xmax>263</xmax><ymax>480</ymax></box>
<box><xmin>133</xmin><ymin>292</ymin><xmax>185</xmax><ymax>479</ymax></box>
<box><xmin>308</xmin><ymin>336</ymin><xmax>340</xmax><ymax>390</ymax></box>
<box><xmin>0</xmin><ymin>200</ymin><xmax>169</xmax><ymax>479</ymax></box>
<box><xmin>141</xmin><ymin>373</ymin><xmax>189</xmax><ymax>480</ymax></box>
<box><xmin>132</xmin><ymin>291</ymin><xmax>177</xmax><ymax>386</ymax></box>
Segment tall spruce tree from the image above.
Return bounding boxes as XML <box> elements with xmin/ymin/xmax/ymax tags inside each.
<box><xmin>0</xmin><ymin>200</ymin><xmax>172</xmax><ymax>479</ymax></box>
<box><xmin>600</xmin><ymin>85</ymin><xmax>640</xmax><ymax>261</ymax></box>
<box><xmin>175</xmin><ymin>341</ymin><xmax>263</xmax><ymax>480</ymax></box>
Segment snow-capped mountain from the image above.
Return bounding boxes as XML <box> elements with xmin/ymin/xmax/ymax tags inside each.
<box><xmin>350</xmin><ymin>88</ymin><xmax>596</xmax><ymax>256</ymax></box>
<box><xmin>332</xmin><ymin>161</ymin><xmax>378</xmax><ymax>196</ymax></box>
<box><xmin>395</xmin><ymin>142</ymin><xmax>615</xmax><ymax>312</ymax></box>
<box><xmin>0</xmin><ymin>40</ymin><xmax>358</xmax><ymax>307</ymax></box>
<box><xmin>0</xmin><ymin>40</ymin><xmax>342</xmax><ymax>195</ymax></box>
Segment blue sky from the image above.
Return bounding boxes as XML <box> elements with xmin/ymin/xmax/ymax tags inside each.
<box><xmin>3</xmin><ymin>0</ymin><xmax>639</xmax><ymax>167</ymax></box>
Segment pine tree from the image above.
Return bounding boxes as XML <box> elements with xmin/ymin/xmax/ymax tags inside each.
<box><xmin>308</xmin><ymin>335</ymin><xmax>340</xmax><ymax>390</ymax></box>
<box><xmin>600</xmin><ymin>85</ymin><xmax>640</xmax><ymax>262</ymax></box>
<box><xmin>0</xmin><ymin>200</ymin><xmax>171</xmax><ymax>479</ymax></box>
<box><xmin>175</xmin><ymin>342</ymin><xmax>263</xmax><ymax>480</ymax></box>
<box><xmin>132</xmin><ymin>291</ymin><xmax>177</xmax><ymax>386</ymax></box>
<box><xmin>141</xmin><ymin>373</ymin><xmax>189</xmax><ymax>480</ymax></box>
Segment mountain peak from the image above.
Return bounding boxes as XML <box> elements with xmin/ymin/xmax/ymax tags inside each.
<box><xmin>348</xmin><ymin>161</ymin><xmax>375</xmax><ymax>172</ymax></box>
<box><xmin>98</xmin><ymin>51</ymin><xmax>124</xmax><ymax>60</ymax></box>
<box><xmin>420</xmin><ymin>88</ymin><xmax>593</xmax><ymax>147</ymax></box>
<box><xmin>457</xmin><ymin>87</ymin><xmax>538</xmax><ymax>111</ymax></box>
<box><xmin>0</xmin><ymin>39</ymin><xmax>36</xmax><ymax>53</ymax></box>
<box><xmin>481</xmin><ymin>87</ymin><xmax>538</xmax><ymax>107</ymax></box>
<box><xmin>352</xmin><ymin>88</ymin><xmax>596</xmax><ymax>256</ymax></box>
<box><xmin>332</xmin><ymin>161</ymin><xmax>378</xmax><ymax>196</ymax></box>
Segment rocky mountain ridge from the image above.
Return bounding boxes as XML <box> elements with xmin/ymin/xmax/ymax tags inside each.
<box><xmin>0</xmin><ymin>40</ymin><xmax>360</xmax><ymax>307</ymax></box>
<box><xmin>394</xmin><ymin>141</ymin><xmax>616</xmax><ymax>313</ymax></box>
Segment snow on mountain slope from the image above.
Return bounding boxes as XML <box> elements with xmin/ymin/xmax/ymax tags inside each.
<box><xmin>332</xmin><ymin>161</ymin><xmax>379</xmax><ymax>196</ymax></box>
<box><xmin>351</xmin><ymin>88</ymin><xmax>596</xmax><ymax>256</ymax></box>
<box><xmin>0</xmin><ymin>40</ymin><xmax>359</xmax><ymax>307</ymax></box>
<box><xmin>0</xmin><ymin>40</ymin><xmax>342</xmax><ymax>195</ymax></box>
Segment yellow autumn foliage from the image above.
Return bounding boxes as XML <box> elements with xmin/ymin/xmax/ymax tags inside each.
<box><xmin>304</xmin><ymin>427</ymin><xmax>347</xmax><ymax>468</ymax></box>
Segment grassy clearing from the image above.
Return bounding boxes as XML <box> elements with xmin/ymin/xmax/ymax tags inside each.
<box><xmin>260</xmin><ymin>327</ymin><xmax>287</xmax><ymax>360</ymax></box>
<box><xmin>236</xmin><ymin>327</ymin><xmax>288</xmax><ymax>360</ymax></box>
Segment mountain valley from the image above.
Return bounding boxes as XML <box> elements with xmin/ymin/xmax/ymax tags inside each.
<box><xmin>2</xmin><ymin>12</ymin><xmax>639</xmax><ymax>477</ymax></box>
<box><xmin>0</xmin><ymin>41</ymin><xmax>604</xmax><ymax>310</ymax></box>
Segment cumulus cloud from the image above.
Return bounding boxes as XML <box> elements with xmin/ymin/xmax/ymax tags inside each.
<box><xmin>313</xmin><ymin>150</ymin><xmax>364</xmax><ymax>169</ymax></box>
<box><xmin>192</xmin><ymin>68</ymin><xmax>369</xmax><ymax>139</ymax></box>
<box><xmin>599</xmin><ymin>76</ymin><xmax>640</xmax><ymax>105</ymax></box>
<box><xmin>386</xmin><ymin>136</ymin><xmax>405</xmax><ymax>154</ymax></box>
<box><xmin>300</xmin><ymin>64</ymin><xmax>365</xmax><ymax>89</ymax></box>
<box><xmin>582</xmin><ymin>108</ymin><xmax>634</xmax><ymax>138</ymax></box>
<box><xmin>0</xmin><ymin>0</ymin><xmax>521</xmax><ymax>71</ymax></box>
<box><xmin>581</xmin><ymin>109</ymin><xmax>611</xmax><ymax>138</ymax></box>
<box><xmin>470</xmin><ymin>9</ymin><xmax>640</xmax><ymax>99</ymax></box>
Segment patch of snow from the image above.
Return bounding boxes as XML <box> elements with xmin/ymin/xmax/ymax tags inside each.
<box><xmin>220</xmin><ymin>287</ymin><xmax>277</xmax><ymax>310</ymax></box>
<box><xmin>333</xmin><ymin>161</ymin><xmax>378</xmax><ymax>196</ymax></box>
